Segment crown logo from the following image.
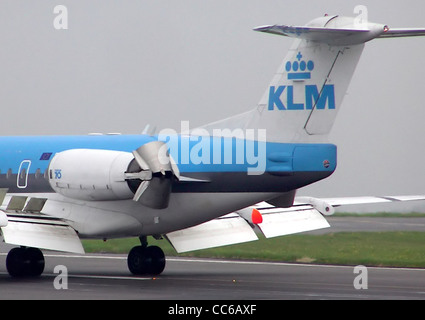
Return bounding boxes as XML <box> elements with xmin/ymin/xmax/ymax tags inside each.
<box><xmin>286</xmin><ymin>52</ymin><xmax>314</xmax><ymax>80</ymax></box>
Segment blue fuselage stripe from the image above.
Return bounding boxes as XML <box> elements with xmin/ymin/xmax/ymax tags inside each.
<box><xmin>0</xmin><ymin>135</ymin><xmax>337</xmax><ymax>175</ymax></box>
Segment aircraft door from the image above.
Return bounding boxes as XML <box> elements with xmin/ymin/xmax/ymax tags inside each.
<box><xmin>17</xmin><ymin>160</ymin><xmax>31</xmax><ymax>189</ymax></box>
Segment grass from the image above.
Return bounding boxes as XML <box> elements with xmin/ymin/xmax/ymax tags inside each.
<box><xmin>82</xmin><ymin>231</ymin><xmax>425</xmax><ymax>268</ymax></box>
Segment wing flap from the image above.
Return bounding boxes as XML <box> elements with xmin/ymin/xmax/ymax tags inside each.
<box><xmin>253</xmin><ymin>206</ymin><xmax>330</xmax><ymax>238</ymax></box>
<box><xmin>1</xmin><ymin>213</ymin><xmax>84</xmax><ymax>254</ymax></box>
<box><xmin>166</xmin><ymin>214</ymin><xmax>258</xmax><ymax>253</ymax></box>
<box><xmin>166</xmin><ymin>204</ymin><xmax>331</xmax><ymax>253</ymax></box>
<box><xmin>1</xmin><ymin>221</ymin><xmax>84</xmax><ymax>254</ymax></box>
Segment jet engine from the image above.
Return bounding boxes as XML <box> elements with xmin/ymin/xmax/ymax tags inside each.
<box><xmin>126</xmin><ymin>141</ymin><xmax>180</xmax><ymax>209</ymax></box>
<box><xmin>48</xmin><ymin>141</ymin><xmax>179</xmax><ymax>209</ymax></box>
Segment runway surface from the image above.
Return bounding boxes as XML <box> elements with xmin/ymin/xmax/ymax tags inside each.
<box><xmin>1</xmin><ymin>217</ymin><xmax>424</xmax><ymax>300</ymax></box>
<box><xmin>1</xmin><ymin>252</ymin><xmax>425</xmax><ymax>300</ymax></box>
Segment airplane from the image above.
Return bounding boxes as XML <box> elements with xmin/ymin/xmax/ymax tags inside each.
<box><xmin>1</xmin><ymin>12</ymin><xmax>425</xmax><ymax>278</ymax></box>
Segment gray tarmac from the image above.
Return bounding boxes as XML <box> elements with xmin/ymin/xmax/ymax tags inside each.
<box><xmin>0</xmin><ymin>217</ymin><xmax>424</xmax><ymax>300</ymax></box>
<box><xmin>0</xmin><ymin>253</ymin><xmax>425</xmax><ymax>300</ymax></box>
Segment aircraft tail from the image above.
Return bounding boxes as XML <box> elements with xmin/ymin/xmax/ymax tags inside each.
<box><xmin>202</xmin><ymin>15</ymin><xmax>425</xmax><ymax>143</ymax></box>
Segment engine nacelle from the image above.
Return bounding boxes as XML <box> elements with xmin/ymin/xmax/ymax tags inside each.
<box><xmin>48</xmin><ymin>149</ymin><xmax>135</xmax><ymax>201</ymax></box>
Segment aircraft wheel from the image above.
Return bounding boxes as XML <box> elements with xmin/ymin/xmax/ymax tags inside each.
<box><xmin>127</xmin><ymin>245</ymin><xmax>166</xmax><ymax>276</ymax></box>
<box><xmin>145</xmin><ymin>245</ymin><xmax>166</xmax><ymax>275</ymax></box>
<box><xmin>6</xmin><ymin>247</ymin><xmax>26</xmax><ymax>277</ymax></box>
<box><xmin>127</xmin><ymin>245</ymin><xmax>148</xmax><ymax>275</ymax></box>
<box><xmin>6</xmin><ymin>247</ymin><xmax>45</xmax><ymax>277</ymax></box>
<box><xmin>25</xmin><ymin>247</ymin><xmax>45</xmax><ymax>277</ymax></box>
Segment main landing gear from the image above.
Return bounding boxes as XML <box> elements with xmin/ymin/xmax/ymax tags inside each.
<box><xmin>6</xmin><ymin>247</ymin><xmax>45</xmax><ymax>277</ymax></box>
<box><xmin>127</xmin><ymin>236</ymin><xmax>166</xmax><ymax>276</ymax></box>
<box><xmin>4</xmin><ymin>237</ymin><xmax>165</xmax><ymax>277</ymax></box>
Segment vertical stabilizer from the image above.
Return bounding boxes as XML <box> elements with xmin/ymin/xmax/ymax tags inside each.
<box><xmin>250</xmin><ymin>35</ymin><xmax>364</xmax><ymax>142</ymax></box>
<box><xmin>201</xmin><ymin>14</ymin><xmax>425</xmax><ymax>143</ymax></box>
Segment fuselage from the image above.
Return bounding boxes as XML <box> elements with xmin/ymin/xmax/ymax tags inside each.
<box><xmin>0</xmin><ymin>134</ymin><xmax>336</xmax><ymax>237</ymax></box>
<box><xmin>0</xmin><ymin>134</ymin><xmax>336</xmax><ymax>192</ymax></box>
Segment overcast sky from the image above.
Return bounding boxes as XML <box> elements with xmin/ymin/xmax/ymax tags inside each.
<box><xmin>1</xmin><ymin>0</ymin><xmax>425</xmax><ymax>211</ymax></box>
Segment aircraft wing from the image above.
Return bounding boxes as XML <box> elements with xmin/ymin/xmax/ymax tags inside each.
<box><xmin>2</xmin><ymin>189</ymin><xmax>424</xmax><ymax>255</ymax></box>
<box><xmin>165</xmin><ymin>195</ymin><xmax>425</xmax><ymax>253</ymax></box>
<box><xmin>301</xmin><ymin>195</ymin><xmax>425</xmax><ymax>207</ymax></box>
<box><xmin>0</xmin><ymin>190</ymin><xmax>84</xmax><ymax>254</ymax></box>
<box><xmin>165</xmin><ymin>204</ymin><xmax>330</xmax><ymax>253</ymax></box>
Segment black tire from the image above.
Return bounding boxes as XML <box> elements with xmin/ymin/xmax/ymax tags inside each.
<box><xmin>6</xmin><ymin>247</ymin><xmax>26</xmax><ymax>277</ymax></box>
<box><xmin>6</xmin><ymin>247</ymin><xmax>45</xmax><ymax>277</ymax></box>
<box><xmin>127</xmin><ymin>245</ymin><xmax>166</xmax><ymax>275</ymax></box>
<box><xmin>145</xmin><ymin>246</ymin><xmax>166</xmax><ymax>275</ymax></box>
<box><xmin>127</xmin><ymin>246</ymin><xmax>148</xmax><ymax>275</ymax></box>
<box><xmin>25</xmin><ymin>248</ymin><xmax>45</xmax><ymax>277</ymax></box>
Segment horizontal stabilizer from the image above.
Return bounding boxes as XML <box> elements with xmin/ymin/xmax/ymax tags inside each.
<box><xmin>1</xmin><ymin>213</ymin><xmax>84</xmax><ymax>254</ymax></box>
<box><xmin>255</xmin><ymin>24</ymin><xmax>367</xmax><ymax>36</ymax></box>
<box><xmin>165</xmin><ymin>214</ymin><xmax>258</xmax><ymax>253</ymax></box>
<box><xmin>378</xmin><ymin>28</ymin><xmax>425</xmax><ymax>38</ymax></box>
<box><xmin>254</xmin><ymin>20</ymin><xmax>425</xmax><ymax>45</ymax></box>
<box><xmin>254</xmin><ymin>23</ymin><xmax>386</xmax><ymax>45</ymax></box>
